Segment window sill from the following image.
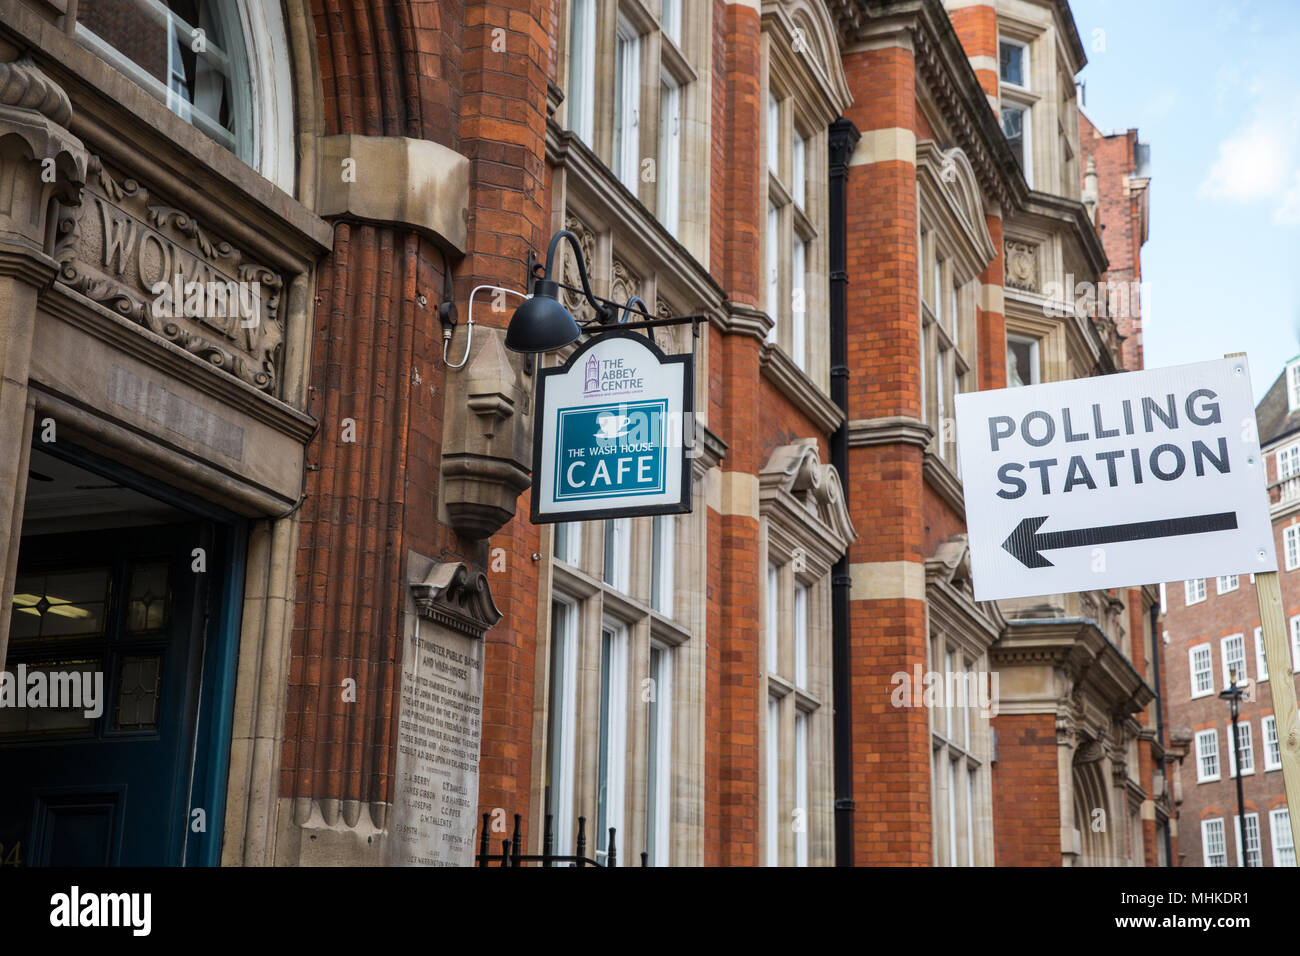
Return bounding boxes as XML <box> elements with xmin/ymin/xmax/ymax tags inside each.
<box><xmin>923</xmin><ymin>449</ymin><xmax>965</xmax><ymax>520</ymax></box>
<box><xmin>758</xmin><ymin>342</ymin><xmax>842</xmax><ymax>434</ymax></box>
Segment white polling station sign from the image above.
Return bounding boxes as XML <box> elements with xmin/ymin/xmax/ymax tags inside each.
<box><xmin>954</xmin><ymin>356</ymin><xmax>1276</xmax><ymax>602</ymax></box>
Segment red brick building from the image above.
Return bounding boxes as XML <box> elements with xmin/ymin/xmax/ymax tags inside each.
<box><xmin>1163</xmin><ymin>364</ymin><xmax>1300</xmax><ymax>867</ymax></box>
<box><xmin>0</xmin><ymin>0</ymin><xmax>1169</xmax><ymax>867</ymax></box>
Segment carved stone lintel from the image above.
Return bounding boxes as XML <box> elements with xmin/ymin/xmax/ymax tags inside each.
<box><xmin>410</xmin><ymin>561</ymin><xmax>502</xmax><ymax>640</ymax></box>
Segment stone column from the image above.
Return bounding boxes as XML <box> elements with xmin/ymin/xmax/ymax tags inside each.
<box><xmin>0</xmin><ymin>57</ymin><xmax>88</xmax><ymax>669</ymax></box>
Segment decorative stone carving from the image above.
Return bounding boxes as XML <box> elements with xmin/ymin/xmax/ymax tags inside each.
<box><xmin>759</xmin><ymin>439</ymin><xmax>857</xmax><ymax>569</ymax></box>
<box><xmin>0</xmin><ymin>58</ymin><xmax>89</xmax><ymax>258</ymax></box>
<box><xmin>1004</xmin><ymin>239</ymin><xmax>1038</xmax><ymax>291</ymax></box>
<box><xmin>51</xmin><ymin>154</ymin><xmax>286</xmax><ymax>394</ymax></box>
<box><xmin>609</xmin><ymin>255</ymin><xmax>639</xmax><ymax>306</ymax></box>
<box><xmin>439</xmin><ymin>326</ymin><xmax>532</xmax><ymax>538</ymax></box>
<box><xmin>560</xmin><ymin>215</ymin><xmax>596</xmax><ymax>323</ymax></box>
<box><xmin>410</xmin><ymin>561</ymin><xmax>502</xmax><ymax>640</ymax></box>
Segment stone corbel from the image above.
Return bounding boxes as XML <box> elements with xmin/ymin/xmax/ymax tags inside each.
<box><xmin>439</xmin><ymin>325</ymin><xmax>533</xmax><ymax>538</ymax></box>
<box><xmin>410</xmin><ymin>561</ymin><xmax>502</xmax><ymax>640</ymax></box>
<box><xmin>0</xmin><ymin>57</ymin><xmax>89</xmax><ymax>265</ymax></box>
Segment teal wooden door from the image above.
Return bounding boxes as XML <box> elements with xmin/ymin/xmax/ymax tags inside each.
<box><xmin>0</xmin><ymin>524</ymin><xmax>208</xmax><ymax>866</ymax></box>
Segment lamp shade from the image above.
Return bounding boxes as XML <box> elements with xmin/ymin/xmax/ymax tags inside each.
<box><xmin>505</xmin><ymin>279</ymin><xmax>581</xmax><ymax>353</ymax></box>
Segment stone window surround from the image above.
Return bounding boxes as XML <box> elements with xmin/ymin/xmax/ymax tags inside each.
<box><xmin>760</xmin><ymin>15</ymin><xmax>837</xmax><ymax>395</ymax></box>
<box><xmin>758</xmin><ymin>440</ymin><xmax>855</xmax><ymax>867</ymax></box>
<box><xmin>924</xmin><ymin>540</ymin><xmax>999</xmax><ymax>868</ymax></box>
<box><xmin>916</xmin><ymin>143</ymin><xmax>994</xmax><ymax>475</ymax></box>
<box><xmin>532</xmin><ymin>421</ymin><xmax>721</xmax><ymax>864</ymax></box>
<box><xmin>997</xmin><ymin>8</ymin><xmax>1085</xmax><ymax>203</ymax></box>
<box><xmin>556</xmin><ymin>0</ymin><xmax>710</xmax><ymax>263</ymax></box>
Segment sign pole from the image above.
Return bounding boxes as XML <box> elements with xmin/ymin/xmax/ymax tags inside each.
<box><xmin>1255</xmin><ymin>571</ymin><xmax>1300</xmax><ymax>847</ymax></box>
<box><xmin>1222</xmin><ymin>351</ymin><xmax>1300</xmax><ymax>848</ymax></box>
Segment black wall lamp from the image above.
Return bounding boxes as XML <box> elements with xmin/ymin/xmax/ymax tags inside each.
<box><xmin>505</xmin><ymin>230</ymin><xmax>703</xmax><ymax>354</ymax></box>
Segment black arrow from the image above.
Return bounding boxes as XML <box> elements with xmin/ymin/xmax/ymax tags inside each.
<box><xmin>1002</xmin><ymin>512</ymin><xmax>1239</xmax><ymax>569</ymax></box>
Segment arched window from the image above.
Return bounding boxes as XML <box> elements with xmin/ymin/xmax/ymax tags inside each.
<box><xmin>75</xmin><ymin>0</ymin><xmax>294</xmax><ymax>190</ymax></box>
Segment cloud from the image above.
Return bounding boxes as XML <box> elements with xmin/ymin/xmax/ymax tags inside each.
<box><xmin>1276</xmin><ymin>171</ymin><xmax>1300</xmax><ymax>225</ymax></box>
<box><xmin>1198</xmin><ymin>118</ymin><xmax>1289</xmax><ymax>200</ymax></box>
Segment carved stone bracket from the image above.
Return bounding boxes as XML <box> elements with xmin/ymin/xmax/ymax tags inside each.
<box><xmin>440</xmin><ymin>325</ymin><xmax>532</xmax><ymax>538</ymax></box>
<box><xmin>410</xmin><ymin>561</ymin><xmax>502</xmax><ymax>640</ymax></box>
<box><xmin>0</xmin><ymin>57</ymin><xmax>89</xmax><ymax>259</ymax></box>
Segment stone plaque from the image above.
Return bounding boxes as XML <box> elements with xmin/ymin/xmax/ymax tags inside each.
<box><xmin>389</xmin><ymin>559</ymin><xmax>499</xmax><ymax>866</ymax></box>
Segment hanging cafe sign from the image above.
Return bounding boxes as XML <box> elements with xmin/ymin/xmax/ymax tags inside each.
<box><xmin>503</xmin><ymin>230</ymin><xmax>698</xmax><ymax>524</ymax></box>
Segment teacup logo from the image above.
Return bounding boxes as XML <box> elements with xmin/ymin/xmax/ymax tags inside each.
<box><xmin>596</xmin><ymin>413</ymin><xmax>631</xmax><ymax>440</ymax></box>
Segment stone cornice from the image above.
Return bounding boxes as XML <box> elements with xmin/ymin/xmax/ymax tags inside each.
<box><xmin>922</xmin><ymin>450</ymin><xmax>964</xmax><ymax>519</ymax></box>
<box><xmin>993</xmin><ymin>617</ymin><xmax>1155</xmax><ymax>717</ymax></box>
<box><xmin>410</xmin><ymin>561</ymin><xmax>502</xmax><ymax>640</ymax></box>
<box><xmin>714</xmin><ymin>302</ymin><xmax>775</xmax><ymax>343</ymax></box>
<box><xmin>759</xmin><ymin>342</ymin><xmax>845</xmax><ymax>434</ymax></box>
<box><xmin>847</xmin><ymin>415</ymin><xmax>932</xmax><ymax>449</ymax></box>
<box><xmin>691</xmin><ymin>422</ymin><xmax>728</xmax><ymax>478</ymax></box>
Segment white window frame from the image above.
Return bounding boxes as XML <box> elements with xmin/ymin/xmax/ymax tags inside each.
<box><xmin>1289</xmin><ymin>361</ymin><xmax>1300</xmax><ymax>413</ymax></box>
<box><xmin>1001</xmin><ymin>101</ymin><xmax>1032</xmax><ymax>187</ymax></box>
<box><xmin>613</xmin><ymin>18</ymin><xmax>642</xmax><ymax>191</ymax></box>
<box><xmin>794</xmin><ymin>710</ymin><xmax>809</xmax><ymax>867</ymax></box>
<box><xmin>595</xmin><ymin>620</ymin><xmax>629</xmax><ymax>862</ymax></box>
<box><xmin>766</xmin><ymin>563</ymin><xmax>779</xmax><ymax>673</ymax></box>
<box><xmin>793</xmin><ymin>581</ymin><xmax>808</xmax><ymax>688</ymax></box>
<box><xmin>766</xmin><ymin>202</ymin><xmax>780</xmax><ymax>338</ymax></box>
<box><xmin>998</xmin><ymin>37</ymin><xmax>1029</xmax><ymax>90</ymax></box>
<box><xmin>1286</xmin><ymin>525</ymin><xmax>1300</xmax><ymax>572</ymax></box>
<box><xmin>554</xmin><ymin>521</ymin><xmax>582</xmax><ymax>566</ymax></box>
<box><xmin>1189</xmin><ymin>643</ymin><xmax>1214</xmax><ymax>699</ymax></box>
<box><xmin>1279</xmin><ymin>442</ymin><xmax>1300</xmax><ymax>480</ymax></box>
<box><xmin>1195</xmin><ymin>728</ymin><xmax>1220</xmax><ymax>783</ymax></box>
<box><xmin>1292</xmin><ymin>614</ymin><xmax>1300</xmax><ymax>671</ymax></box>
<box><xmin>566</xmin><ymin>0</ymin><xmax>597</xmax><ymax>144</ymax></box>
<box><xmin>651</xmin><ymin>514</ymin><xmax>675</xmax><ymax>617</ymax></box>
<box><xmin>1216</xmin><ymin>574</ymin><xmax>1239</xmax><ymax>594</ymax></box>
<box><xmin>1256</xmin><ymin>627</ymin><xmax>1269</xmax><ymax>683</ymax></box>
<box><xmin>1235</xmin><ymin>812</ymin><xmax>1261</xmax><ymax>867</ymax></box>
<box><xmin>661</xmin><ymin>0</ymin><xmax>681</xmax><ymax>47</ymax></box>
<box><xmin>1202</xmin><ymin>817</ymin><xmax>1227</xmax><ymax>867</ymax></box>
<box><xmin>1184</xmin><ymin>578</ymin><xmax>1207</xmax><ymax>605</ymax></box>
<box><xmin>603</xmin><ymin>518</ymin><xmax>631</xmax><ymax>593</ymax></box>
<box><xmin>1264</xmin><ymin>715</ymin><xmax>1282</xmax><ymax>771</ymax></box>
<box><xmin>766</xmin><ymin>696</ymin><xmax>779</xmax><ymax>866</ymax></box>
<box><xmin>1006</xmin><ymin>333</ymin><xmax>1040</xmax><ymax>387</ymax></box>
<box><xmin>658</xmin><ymin>75</ymin><xmax>681</xmax><ymax>236</ymax></box>
<box><xmin>1227</xmin><ymin>720</ymin><xmax>1254</xmax><ymax>777</ymax></box>
<box><xmin>792</xmin><ymin>135</ymin><xmax>806</xmax><ymax>209</ymax></box>
<box><xmin>767</xmin><ymin>93</ymin><xmax>780</xmax><ymax>176</ymax></box>
<box><xmin>547</xmin><ymin>595</ymin><xmax>580</xmax><ymax>855</ymax></box>
<box><xmin>646</xmin><ymin>640</ymin><xmax>673</xmax><ymax>866</ymax></box>
<box><xmin>1271</xmin><ymin>808</ymin><xmax>1296</xmax><ymax>866</ymax></box>
<box><xmin>1221</xmin><ymin>633</ymin><xmax>1248</xmax><ymax>689</ymax></box>
<box><xmin>791</xmin><ymin>238</ymin><xmax>807</xmax><ymax>371</ymax></box>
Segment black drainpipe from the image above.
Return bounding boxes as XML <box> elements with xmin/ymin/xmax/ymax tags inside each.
<box><xmin>1149</xmin><ymin>598</ymin><xmax>1173</xmax><ymax>865</ymax></box>
<box><xmin>829</xmin><ymin>117</ymin><xmax>860</xmax><ymax>867</ymax></box>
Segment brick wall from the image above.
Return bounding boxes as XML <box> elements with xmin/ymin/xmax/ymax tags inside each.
<box><xmin>991</xmin><ymin>712</ymin><xmax>1063</xmax><ymax>865</ymax></box>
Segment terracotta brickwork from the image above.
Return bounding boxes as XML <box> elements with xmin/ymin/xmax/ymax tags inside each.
<box><xmin>991</xmin><ymin>712</ymin><xmax>1063</xmax><ymax>866</ymax></box>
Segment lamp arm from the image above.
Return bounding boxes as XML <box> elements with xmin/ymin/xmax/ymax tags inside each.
<box><xmin>542</xmin><ymin>230</ymin><xmax>615</xmax><ymax>323</ymax></box>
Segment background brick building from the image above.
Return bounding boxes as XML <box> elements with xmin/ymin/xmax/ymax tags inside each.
<box><xmin>1163</xmin><ymin>362</ymin><xmax>1300</xmax><ymax>867</ymax></box>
